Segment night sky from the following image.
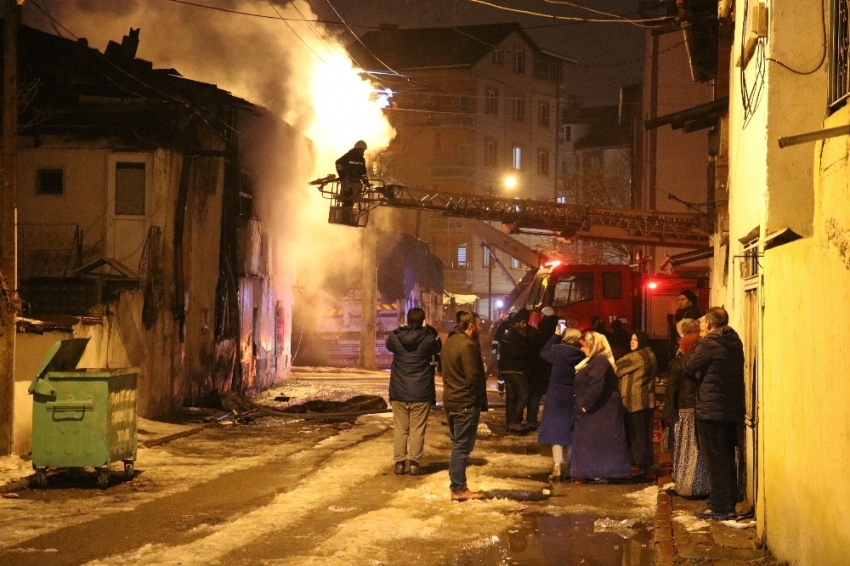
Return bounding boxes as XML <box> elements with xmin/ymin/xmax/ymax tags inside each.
<box><xmin>22</xmin><ymin>0</ymin><xmax>650</xmax><ymax>106</ymax></box>
<box><xmin>308</xmin><ymin>0</ymin><xmax>649</xmax><ymax>104</ymax></box>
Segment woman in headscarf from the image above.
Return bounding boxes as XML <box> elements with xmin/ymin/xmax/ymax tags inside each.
<box><xmin>538</xmin><ymin>326</ymin><xmax>585</xmax><ymax>480</ymax></box>
<box><xmin>664</xmin><ymin>318</ymin><xmax>709</xmax><ymax>497</ymax></box>
<box><xmin>570</xmin><ymin>332</ymin><xmax>631</xmax><ymax>482</ymax></box>
<box><xmin>616</xmin><ymin>330</ymin><xmax>657</xmax><ymax>478</ymax></box>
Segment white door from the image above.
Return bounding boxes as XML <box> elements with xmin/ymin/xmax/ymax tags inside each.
<box><xmin>107</xmin><ymin>154</ymin><xmax>151</xmax><ymax>275</ymax></box>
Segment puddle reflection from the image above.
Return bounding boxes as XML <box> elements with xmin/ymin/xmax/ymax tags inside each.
<box><xmin>452</xmin><ymin>514</ymin><xmax>654</xmax><ymax>566</ymax></box>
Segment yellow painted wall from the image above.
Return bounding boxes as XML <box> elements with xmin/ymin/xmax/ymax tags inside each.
<box><xmin>757</xmin><ymin>88</ymin><xmax>850</xmax><ymax>566</ymax></box>
<box><xmin>761</xmin><ymin>238</ymin><xmax>850</xmax><ymax>564</ymax></box>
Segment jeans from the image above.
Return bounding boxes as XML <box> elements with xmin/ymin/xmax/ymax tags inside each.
<box><xmin>696</xmin><ymin>419</ymin><xmax>739</xmax><ymax>514</ymax></box>
<box><xmin>446</xmin><ymin>406</ymin><xmax>481</xmax><ymax>491</ymax></box>
<box><xmin>502</xmin><ymin>371</ymin><xmax>529</xmax><ymax>426</ymax></box>
<box><xmin>391</xmin><ymin>401</ymin><xmax>431</xmax><ymax>463</ymax></box>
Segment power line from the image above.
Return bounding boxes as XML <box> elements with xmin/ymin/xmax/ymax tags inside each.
<box><xmin>324</xmin><ymin>0</ymin><xmax>409</xmax><ymax>81</ymax></box>
<box><xmin>165</xmin><ymin>0</ymin><xmax>373</xmax><ymax>27</ymax></box>
<box><xmin>466</xmin><ymin>0</ymin><xmax>674</xmax><ymax>28</ymax></box>
<box><xmin>262</xmin><ymin>0</ymin><xmax>328</xmax><ymax>65</ymax></box>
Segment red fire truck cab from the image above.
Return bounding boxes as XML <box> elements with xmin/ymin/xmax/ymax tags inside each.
<box><xmin>519</xmin><ymin>261</ymin><xmax>709</xmax><ymax>340</ymax></box>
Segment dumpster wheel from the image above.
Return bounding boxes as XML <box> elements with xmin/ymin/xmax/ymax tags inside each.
<box><xmin>96</xmin><ymin>468</ymin><xmax>109</xmax><ymax>489</ymax></box>
<box><xmin>123</xmin><ymin>460</ymin><xmax>134</xmax><ymax>479</ymax></box>
<box><xmin>34</xmin><ymin>468</ymin><xmax>47</xmax><ymax>489</ymax></box>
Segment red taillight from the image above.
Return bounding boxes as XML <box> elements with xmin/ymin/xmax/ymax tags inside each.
<box><xmin>647</xmin><ymin>281</ymin><xmax>659</xmax><ymax>290</ymax></box>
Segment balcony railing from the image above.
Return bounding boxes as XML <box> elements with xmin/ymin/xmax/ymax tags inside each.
<box><xmin>18</xmin><ymin>223</ymin><xmax>82</xmax><ymax>280</ymax></box>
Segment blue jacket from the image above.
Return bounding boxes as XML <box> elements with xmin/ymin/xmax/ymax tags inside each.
<box><xmin>386</xmin><ymin>325</ymin><xmax>441</xmax><ymax>403</ymax></box>
<box><xmin>684</xmin><ymin>326</ymin><xmax>745</xmax><ymax>422</ymax></box>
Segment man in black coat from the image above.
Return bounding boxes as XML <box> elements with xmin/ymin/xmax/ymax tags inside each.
<box><xmin>386</xmin><ymin>308</ymin><xmax>441</xmax><ymax>476</ymax></box>
<box><xmin>442</xmin><ymin>311</ymin><xmax>488</xmax><ymax>501</ymax></box>
<box><xmin>498</xmin><ymin>308</ymin><xmax>536</xmax><ymax>434</ymax></box>
<box><xmin>684</xmin><ymin>306</ymin><xmax>745</xmax><ymax>520</ymax></box>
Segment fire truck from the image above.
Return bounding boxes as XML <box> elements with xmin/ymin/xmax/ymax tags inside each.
<box><xmin>310</xmin><ymin>175</ymin><xmax>710</xmax><ymax>351</ymax></box>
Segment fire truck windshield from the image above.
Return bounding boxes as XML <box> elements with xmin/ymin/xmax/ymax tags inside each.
<box><xmin>552</xmin><ymin>273</ymin><xmax>594</xmax><ymax>308</ymax></box>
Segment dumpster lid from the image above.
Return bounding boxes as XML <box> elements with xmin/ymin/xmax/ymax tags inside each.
<box><xmin>27</xmin><ymin>338</ymin><xmax>91</xmax><ymax>394</ymax></box>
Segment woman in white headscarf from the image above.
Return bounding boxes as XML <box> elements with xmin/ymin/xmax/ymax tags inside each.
<box><xmin>570</xmin><ymin>332</ymin><xmax>631</xmax><ymax>482</ymax></box>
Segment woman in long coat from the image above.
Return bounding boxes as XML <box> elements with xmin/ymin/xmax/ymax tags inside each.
<box><xmin>538</xmin><ymin>327</ymin><xmax>585</xmax><ymax>480</ymax></box>
<box><xmin>665</xmin><ymin>318</ymin><xmax>709</xmax><ymax>496</ymax></box>
<box><xmin>616</xmin><ymin>330</ymin><xmax>657</xmax><ymax>476</ymax></box>
<box><xmin>570</xmin><ymin>332</ymin><xmax>631</xmax><ymax>481</ymax></box>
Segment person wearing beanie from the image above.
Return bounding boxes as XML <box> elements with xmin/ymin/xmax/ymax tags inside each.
<box><xmin>498</xmin><ymin>308</ymin><xmax>537</xmax><ymax>434</ymax></box>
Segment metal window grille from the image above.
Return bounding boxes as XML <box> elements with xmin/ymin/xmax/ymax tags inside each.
<box><xmin>830</xmin><ymin>0</ymin><xmax>850</xmax><ymax>108</ymax></box>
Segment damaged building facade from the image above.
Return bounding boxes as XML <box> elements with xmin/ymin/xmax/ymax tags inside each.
<box><xmin>11</xmin><ymin>25</ymin><xmax>292</xmax><ymax>431</ymax></box>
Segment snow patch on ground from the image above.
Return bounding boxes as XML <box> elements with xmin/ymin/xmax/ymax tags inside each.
<box><xmin>624</xmin><ymin>485</ymin><xmax>658</xmax><ymax>515</ymax></box>
<box><xmin>673</xmin><ymin>510</ymin><xmax>711</xmax><ymax>532</ymax></box>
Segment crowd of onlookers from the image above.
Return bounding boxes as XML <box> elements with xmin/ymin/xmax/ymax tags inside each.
<box><xmin>386</xmin><ymin>291</ymin><xmax>746</xmax><ymax>520</ymax></box>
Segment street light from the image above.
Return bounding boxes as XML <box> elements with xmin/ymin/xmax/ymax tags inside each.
<box><xmin>503</xmin><ymin>174</ymin><xmax>517</xmax><ymax>190</ymax></box>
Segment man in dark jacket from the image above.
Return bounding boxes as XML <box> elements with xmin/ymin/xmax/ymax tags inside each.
<box><xmin>684</xmin><ymin>307</ymin><xmax>744</xmax><ymax>520</ymax></box>
<box><xmin>387</xmin><ymin>308</ymin><xmax>441</xmax><ymax>476</ymax></box>
<box><xmin>335</xmin><ymin>140</ymin><xmax>368</xmax><ymax>224</ymax></box>
<box><xmin>499</xmin><ymin>308</ymin><xmax>537</xmax><ymax>434</ymax></box>
<box><xmin>527</xmin><ymin>307</ymin><xmax>558</xmax><ymax>427</ymax></box>
<box><xmin>441</xmin><ymin>311</ymin><xmax>488</xmax><ymax>501</ymax></box>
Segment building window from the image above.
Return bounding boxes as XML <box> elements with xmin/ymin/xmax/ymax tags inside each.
<box><xmin>483</xmin><ymin>246</ymin><xmax>491</xmax><ymax>267</ymax></box>
<box><xmin>512</xmin><ymin>97</ymin><xmax>525</xmax><ymax>121</ymax></box>
<box><xmin>511</xmin><ymin>257</ymin><xmax>521</xmax><ymax>269</ymax></box>
<box><xmin>560</xmin><ymin>125</ymin><xmax>572</xmax><ymax>142</ymax></box>
<box><xmin>537</xmin><ymin>151</ymin><xmax>549</xmax><ymax>175</ymax></box>
<box><xmin>457</xmin><ymin>244</ymin><xmax>469</xmax><ymax>268</ymax></box>
<box><xmin>36</xmin><ymin>168</ymin><xmax>63</xmax><ymax>195</ymax></box>
<box><xmin>556</xmin><ymin>196</ymin><xmax>566</xmax><ymax>204</ymax></box>
<box><xmin>513</xmin><ymin>50</ymin><xmax>526</xmax><ymax>74</ymax></box>
<box><xmin>538</xmin><ymin>102</ymin><xmax>550</xmax><ymax>127</ymax></box>
<box><xmin>459</xmin><ymin>93</ymin><xmax>472</xmax><ymax>113</ymax></box>
<box><xmin>485</xmin><ymin>139</ymin><xmax>498</xmax><ymax>167</ymax></box>
<box><xmin>830</xmin><ymin>0</ymin><xmax>850</xmax><ymax>108</ymax></box>
<box><xmin>484</xmin><ymin>88</ymin><xmax>498</xmax><ymax>115</ymax></box>
<box><xmin>493</xmin><ymin>50</ymin><xmax>504</xmax><ymax>65</ymax></box>
<box><xmin>512</xmin><ymin>146</ymin><xmax>522</xmax><ymax>170</ymax></box>
<box><xmin>115</xmin><ymin>162</ymin><xmax>146</xmax><ymax>216</ymax></box>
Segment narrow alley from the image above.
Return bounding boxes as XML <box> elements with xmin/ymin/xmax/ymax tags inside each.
<box><xmin>0</xmin><ymin>374</ymin><xmax>772</xmax><ymax>566</ymax></box>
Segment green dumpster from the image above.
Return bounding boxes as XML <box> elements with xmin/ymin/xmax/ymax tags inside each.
<box><xmin>28</xmin><ymin>338</ymin><xmax>139</xmax><ymax>488</ymax></box>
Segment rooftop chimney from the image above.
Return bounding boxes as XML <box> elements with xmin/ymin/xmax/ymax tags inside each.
<box><xmin>104</xmin><ymin>28</ymin><xmax>140</xmax><ymax>63</ymax></box>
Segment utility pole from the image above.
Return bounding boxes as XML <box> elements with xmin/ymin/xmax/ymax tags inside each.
<box><xmin>359</xmin><ymin>222</ymin><xmax>377</xmax><ymax>370</ymax></box>
<box><xmin>647</xmin><ymin>34</ymin><xmax>660</xmax><ymax>274</ymax></box>
<box><xmin>0</xmin><ymin>0</ymin><xmax>19</xmax><ymax>456</ymax></box>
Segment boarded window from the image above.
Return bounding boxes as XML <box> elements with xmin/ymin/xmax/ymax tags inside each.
<box><xmin>115</xmin><ymin>162</ymin><xmax>146</xmax><ymax>216</ymax></box>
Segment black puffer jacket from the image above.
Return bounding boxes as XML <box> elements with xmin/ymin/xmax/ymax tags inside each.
<box><xmin>387</xmin><ymin>325</ymin><xmax>441</xmax><ymax>403</ymax></box>
<box><xmin>684</xmin><ymin>326</ymin><xmax>745</xmax><ymax>422</ymax></box>
<box><xmin>498</xmin><ymin>325</ymin><xmax>535</xmax><ymax>374</ymax></box>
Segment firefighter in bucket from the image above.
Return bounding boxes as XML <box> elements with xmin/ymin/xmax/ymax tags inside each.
<box><xmin>335</xmin><ymin>140</ymin><xmax>369</xmax><ymax>226</ymax></box>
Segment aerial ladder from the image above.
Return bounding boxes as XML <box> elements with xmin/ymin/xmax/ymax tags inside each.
<box><xmin>310</xmin><ymin>175</ymin><xmax>710</xmax><ymax>249</ymax></box>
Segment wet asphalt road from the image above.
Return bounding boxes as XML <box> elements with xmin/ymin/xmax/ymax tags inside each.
<box><xmin>0</xmin><ymin>396</ymin><xmax>657</xmax><ymax>566</ymax></box>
